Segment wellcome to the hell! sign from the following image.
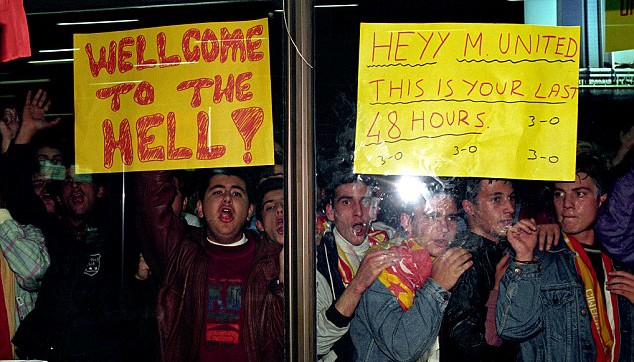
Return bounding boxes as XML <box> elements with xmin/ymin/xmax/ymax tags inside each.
<box><xmin>354</xmin><ymin>23</ymin><xmax>580</xmax><ymax>181</ymax></box>
<box><xmin>73</xmin><ymin>19</ymin><xmax>274</xmax><ymax>174</ymax></box>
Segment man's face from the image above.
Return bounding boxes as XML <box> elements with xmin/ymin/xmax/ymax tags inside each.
<box><xmin>33</xmin><ymin>172</ymin><xmax>57</xmax><ymax>214</ymax></box>
<box><xmin>61</xmin><ymin>176</ymin><xmax>102</xmax><ymax>219</ymax></box>
<box><xmin>256</xmin><ymin>189</ymin><xmax>284</xmax><ymax>246</ymax></box>
<box><xmin>553</xmin><ymin>173</ymin><xmax>606</xmax><ymax>240</ymax></box>
<box><xmin>463</xmin><ymin>180</ymin><xmax>515</xmax><ymax>243</ymax></box>
<box><xmin>326</xmin><ymin>182</ymin><xmax>374</xmax><ymax>246</ymax></box>
<box><xmin>406</xmin><ymin>195</ymin><xmax>459</xmax><ymax>257</ymax></box>
<box><xmin>197</xmin><ymin>174</ymin><xmax>253</xmax><ymax>245</ymax></box>
<box><xmin>37</xmin><ymin>146</ymin><xmax>64</xmax><ymax>164</ymax></box>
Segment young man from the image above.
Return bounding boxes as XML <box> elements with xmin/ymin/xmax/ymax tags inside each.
<box><xmin>7</xmin><ymin>90</ymin><xmax>125</xmax><ymax>361</ymax></box>
<box><xmin>135</xmin><ymin>169</ymin><xmax>283</xmax><ymax>362</ymax></box>
<box><xmin>440</xmin><ymin>178</ymin><xmax>534</xmax><ymax>361</ymax></box>
<box><xmin>316</xmin><ymin>169</ymin><xmax>402</xmax><ymax>361</ymax></box>
<box><xmin>255</xmin><ymin>177</ymin><xmax>284</xmax><ymax>246</ymax></box>
<box><xmin>497</xmin><ymin>150</ymin><xmax>634</xmax><ymax>361</ymax></box>
<box><xmin>351</xmin><ymin>182</ymin><xmax>472</xmax><ymax>361</ymax></box>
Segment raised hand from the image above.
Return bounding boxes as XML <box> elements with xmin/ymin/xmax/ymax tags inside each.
<box><xmin>431</xmin><ymin>247</ymin><xmax>472</xmax><ymax>291</ymax></box>
<box><xmin>16</xmin><ymin>89</ymin><xmax>61</xmax><ymax>144</ymax></box>
<box><xmin>506</xmin><ymin>218</ymin><xmax>538</xmax><ymax>262</ymax></box>
<box><xmin>347</xmin><ymin>248</ymin><xmax>401</xmax><ymax>295</ymax></box>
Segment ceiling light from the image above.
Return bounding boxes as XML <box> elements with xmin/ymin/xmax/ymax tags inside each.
<box><xmin>57</xmin><ymin>19</ymin><xmax>139</xmax><ymax>26</ymax></box>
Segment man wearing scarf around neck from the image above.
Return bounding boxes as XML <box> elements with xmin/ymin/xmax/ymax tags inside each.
<box><xmin>497</xmin><ymin>149</ymin><xmax>634</xmax><ymax>362</ymax></box>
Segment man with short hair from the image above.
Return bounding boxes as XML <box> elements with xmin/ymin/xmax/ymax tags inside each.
<box><xmin>316</xmin><ymin>169</ymin><xmax>402</xmax><ymax>361</ymax></box>
<box><xmin>351</xmin><ymin>181</ymin><xmax>472</xmax><ymax>361</ymax></box>
<box><xmin>440</xmin><ymin>178</ymin><xmax>532</xmax><ymax>361</ymax></box>
<box><xmin>8</xmin><ymin>90</ymin><xmax>125</xmax><ymax>361</ymax></box>
<box><xmin>135</xmin><ymin>169</ymin><xmax>283</xmax><ymax>362</ymax></box>
<box><xmin>497</xmin><ymin>150</ymin><xmax>634</xmax><ymax>361</ymax></box>
<box><xmin>255</xmin><ymin>177</ymin><xmax>284</xmax><ymax>246</ymax></box>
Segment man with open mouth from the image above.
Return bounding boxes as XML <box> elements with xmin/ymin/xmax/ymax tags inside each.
<box><xmin>135</xmin><ymin>168</ymin><xmax>283</xmax><ymax>362</ymax></box>
<box><xmin>316</xmin><ymin>163</ymin><xmax>402</xmax><ymax>362</ymax></box>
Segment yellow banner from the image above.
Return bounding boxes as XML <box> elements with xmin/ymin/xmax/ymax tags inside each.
<box><xmin>355</xmin><ymin>23</ymin><xmax>580</xmax><ymax>181</ymax></box>
<box><xmin>73</xmin><ymin>19</ymin><xmax>274</xmax><ymax>174</ymax></box>
<box><xmin>605</xmin><ymin>0</ymin><xmax>634</xmax><ymax>52</ymax></box>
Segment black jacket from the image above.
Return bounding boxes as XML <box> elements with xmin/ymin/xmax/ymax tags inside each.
<box><xmin>440</xmin><ymin>231</ymin><xmax>517</xmax><ymax>362</ymax></box>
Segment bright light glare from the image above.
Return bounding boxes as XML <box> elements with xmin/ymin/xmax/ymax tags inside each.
<box><xmin>397</xmin><ymin>176</ymin><xmax>424</xmax><ymax>204</ymax></box>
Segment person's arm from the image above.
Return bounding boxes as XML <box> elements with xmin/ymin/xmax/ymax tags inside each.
<box><xmin>495</xmin><ymin>261</ymin><xmax>543</xmax><ymax>340</ymax></box>
<box><xmin>133</xmin><ymin>171</ymin><xmax>185</xmax><ymax>281</ymax></box>
<box><xmin>0</xmin><ymin>209</ymin><xmax>49</xmax><ymax>291</ymax></box>
<box><xmin>316</xmin><ymin>271</ymin><xmax>349</xmax><ymax>356</ymax></box>
<box><xmin>496</xmin><ymin>219</ymin><xmax>543</xmax><ymax>340</ymax></box>
<box><xmin>596</xmin><ymin>165</ymin><xmax>634</xmax><ymax>268</ymax></box>
<box><xmin>356</xmin><ymin>278</ymin><xmax>449</xmax><ymax>361</ymax></box>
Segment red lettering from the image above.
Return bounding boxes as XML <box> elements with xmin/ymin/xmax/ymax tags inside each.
<box><xmin>201</xmin><ymin>29</ymin><xmax>220</xmax><ymax>62</ymax></box>
<box><xmin>85</xmin><ymin>41</ymin><xmax>116</xmax><ymax>77</ymax></box>
<box><xmin>177</xmin><ymin>78</ymin><xmax>213</xmax><ymax>108</ymax></box>
<box><xmin>182</xmin><ymin>28</ymin><xmax>201</xmax><ymax>62</ymax></box>
<box><xmin>411</xmin><ymin>111</ymin><xmax>424</xmax><ymax>131</ymax></box>
<box><xmin>117</xmin><ymin>37</ymin><xmax>134</xmax><ymax>73</ymax></box>
<box><xmin>166</xmin><ymin>112</ymin><xmax>193</xmax><ymax>160</ymax></box>
<box><xmin>102</xmin><ymin>118</ymin><xmax>133</xmax><ymax>168</ymax></box>
<box><xmin>480</xmin><ymin>82</ymin><xmax>493</xmax><ymax>96</ymax></box>
<box><xmin>157</xmin><ymin>32</ymin><xmax>182</xmax><ymax>67</ymax></box>
<box><xmin>213</xmin><ymin>74</ymin><xmax>235</xmax><ymax>103</ymax></box>
<box><xmin>136</xmin><ymin>35</ymin><xmax>157</xmax><ymax>70</ymax></box>
<box><xmin>136</xmin><ymin>114</ymin><xmax>165</xmax><ymax>162</ymax></box>
<box><xmin>235</xmin><ymin>72</ymin><xmax>253</xmax><ymax>101</ymax></box>
<box><xmin>555</xmin><ymin>37</ymin><xmax>565</xmax><ymax>55</ymax></box>
<box><xmin>463</xmin><ymin>32</ymin><xmax>482</xmax><ymax>57</ymax></box>
<box><xmin>475</xmin><ymin>112</ymin><xmax>485</xmax><ymax>127</ymax></box>
<box><xmin>394</xmin><ymin>31</ymin><xmax>413</xmax><ymax>61</ymax></box>
<box><xmin>197</xmin><ymin>111</ymin><xmax>226</xmax><ymax>160</ymax></box>
<box><xmin>498</xmin><ymin>33</ymin><xmax>510</xmax><ymax>54</ymax></box>
<box><xmin>96</xmin><ymin>83</ymin><xmax>135</xmax><ymax>112</ymax></box>
<box><xmin>372</xmin><ymin>32</ymin><xmax>393</xmax><ymax>62</ymax></box>
<box><xmin>369</xmin><ymin>79</ymin><xmax>385</xmax><ymax>101</ymax></box>
<box><xmin>511</xmin><ymin>80</ymin><xmax>524</xmax><ymax>96</ymax></box>
<box><xmin>430</xmin><ymin>112</ymin><xmax>443</xmax><ymax>128</ymax></box>
<box><xmin>246</xmin><ymin>25</ymin><xmax>264</xmax><ymax>61</ymax></box>
<box><xmin>134</xmin><ymin>81</ymin><xmax>155</xmax><ymax>105</ymax></box>
<box><xmin>220</xmin><ymin>28</ymin><xmax>246</xmax><ymax>63</ymax></box>
<box><xmin>565</xmin><ymin>38</ymin><xmax>578</xmax><ymax>57</ymax></box>
<box><xmin>414</xmin><ymin>79</ymin><xmax>425</xmax><ymax>97</ymax></box>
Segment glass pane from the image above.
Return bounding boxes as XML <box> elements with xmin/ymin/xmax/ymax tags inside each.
<box><xmin>314</xmin><ymin>1</ymin><xmax>633</xmax><ymax>361</ymax></box>
<box><xmin>0</xmin><ymin>1</ymin><xmax>287</xmax><ymax>360</ymax></box>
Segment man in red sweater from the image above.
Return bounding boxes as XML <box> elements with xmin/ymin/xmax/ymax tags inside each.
<box><xmin>135</xmin><ymin>168</ymin><xmax>283</xmax><ymax>362</ymax></box>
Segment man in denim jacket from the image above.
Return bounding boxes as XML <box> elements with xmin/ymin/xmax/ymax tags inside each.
<box><xmin>497</xmin><ymin>150</ymin><xmax>634</xmax><ymax>361</ymax></box>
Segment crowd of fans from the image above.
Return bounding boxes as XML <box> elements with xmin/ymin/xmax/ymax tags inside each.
<box><xmin>0</xmin><ymin>88</ymin><xmax>633</xmax><ymax>362</ymax></box>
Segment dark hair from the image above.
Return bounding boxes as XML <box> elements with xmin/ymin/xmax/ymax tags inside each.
<box><xmin>323</xmin><ymin>159</ymin><xmax>378</xmax><ymax>205</ymax></box>
<box><xmin>575</xmin><ymin>142</ymin><xmax>609</xmax><ymax>195</ymax></box>
<box><xmin>399</xmin><ymin>177</ymin><xmax>459</xmax><ymax>216</ymax></box>
<box><xmin>459</xmin><ymin>178</ymin><xmax>513</xmax><ymax>205</ymax></box>
<box><xmin>195</xmin><ymin>167</ymin><xmax>254</xmax><ymax>204</ymax></box>
<box><xmin>255</xmin><ymin>177</ymin><xmax>283</xmax><ymax>221</ymax></box>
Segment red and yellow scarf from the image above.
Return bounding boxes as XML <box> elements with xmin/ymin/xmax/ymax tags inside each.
<box><xmin>375</xmin><ymin>239</ymin><xmax>433</xmax><ymax>311</ymax></box>
<box><xmin>337</xmin><ymin>230</ymin><xmax>390</xmax><ymax>286</ymax></box>
<box><xmin>563</xmin><ymin>233</ymin><xmax>620</xmax><ymax>362</ymax></box>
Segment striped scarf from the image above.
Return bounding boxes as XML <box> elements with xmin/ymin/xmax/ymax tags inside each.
<box><xmin>563</xmin><ymin>233</ymin><xmax>620</xmax><ymax>362</ymax></box>
<box><xmin>376</xmin><ymin>239</ymin><xmax>433</xmax><ymax>310</ymax></box>
<box><xmin>336</xmin><ymin>230</ymin><xmax>389</xmax><ymax>286</ymax></box>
